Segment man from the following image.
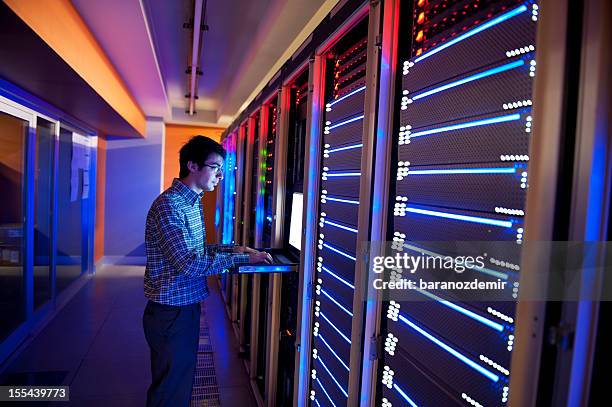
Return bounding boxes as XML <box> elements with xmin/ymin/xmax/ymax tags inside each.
<box><xmin>143</xmin><ymin>135</ymin><xmax>271</xmax><ymax>407</ymax></box>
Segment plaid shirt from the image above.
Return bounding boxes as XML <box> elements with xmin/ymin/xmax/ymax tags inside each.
<box><xmin>144</xmin><ymin>178</ymin><xmax>248</xmax><ymax>305</ymax></box>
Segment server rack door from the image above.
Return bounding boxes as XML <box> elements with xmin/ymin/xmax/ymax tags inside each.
<box><xmin>298</xmin><ymin>3</ymin><xmax>383</xmax><ymax>405</ymax></box>
<box><xmin>366</xmin><ymin>1</ymin><xmax>554</xmax><ymax>407</ymax></box>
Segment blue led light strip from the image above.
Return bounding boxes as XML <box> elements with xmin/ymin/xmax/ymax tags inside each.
<box><xmin>328</xmin><ymin>86</ymin><xmax>366</xmax><ymax>107</ymax></box>
<box><xmin>321</xmin><ymin>288</ymin><xmax>353</xmax><ymax>317</ymax></box>
<box><xmin>328</xmin><ymin>115</ymin><xmax>365</xmax><ymax>130</ymax></box>
<box><xmin>414</xmin><ymin>5</ymin><xmax>528</xmax><ymax>63</ymax></box>
<box><xmin>323</xmin><ymin>219</ymin><xmax>358</xmax><ymax>234</ymax></box>
<box><xmin>325</xmin><ymin>172</ymin><xmax>361</xmax><ymax>177</ymax></box>
<box><xmin>405</xmin><ymin>207</ymin><xmax>513</xmax><ymax>228</ymax></box>
<box><xmin>412</xmin><ymin>60</ymin><xmax>525</xmax><ymax>100</ymax></box>
<box><xmin>314</xmin><ymin>399</ymin><xmax>322</xmax><ymax>407</ymax></box>
<box><xmin>318</xmin><ymin>334</ymin><xmax>350</xmax><ymax>371</ymax></box>
<box><xmin>416</xmin><ymin>289</ymin><xmax>504</xmax><ymax>332</ymax></box>
<box><xmin>322</xmin><ymin>243</ymin><xmax>357</xmax><ymax>261</ymax></box>
<box><xmin>402</xmin><ymin>243</ymin><xmax>509</xmax><ymax>280</ymax></box>
<box><xmin>323</xmin><ymin>196</ymin><xmax>360</xmax><ymax>205</ymax></box>
<box><xmin>406</xmin><ymin>167</ymin><xmax>517</xmax><ymax>175</ymax></box>
<box><xmin>398</xmin><ymin>313</ymin><xmax>499</xmax><ymax>382</ymax></box>
<box><xmin>327</xmin><ymin>143</ymin><xmax>363</xmax><ymax>153</ymax></box>
<box><xmin>315</xmin><ymin>377</ymin><xmax>337</xmax><ymax>407</ymax></box>
<box><xmin>410</xmin><ymin>114</ymin><xmax>521</xmax><ymax>139</ymax></box>
<box><xmin>393</xmin><ymin>383</ymin><xmax>419</xmax><ymax>407</ymax></box>
<box><xmin>317</xmin><ymin>356</ymin><xmax>348</xmax><ymax>397</ymax></box>
<box><xmin>320</xmin><ymin>312</ymin><xmax>351</xmax><ymax>344</ymax></box>
<box><xmin>321</xmin><ymin>265</ymin><xmax>355</xmax><ymax>289</ymax></box>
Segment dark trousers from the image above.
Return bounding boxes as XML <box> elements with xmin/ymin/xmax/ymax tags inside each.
<box><xmin>143</xmin><ymin>300</ymin><xmax>201</xmax><ymax>407</ymax></box>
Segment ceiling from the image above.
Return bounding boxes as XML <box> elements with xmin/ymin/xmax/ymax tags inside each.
<box><xmin>70</xmin><ymin>0</ymin><xmax>331</xmax><ymax>128</ymax></box>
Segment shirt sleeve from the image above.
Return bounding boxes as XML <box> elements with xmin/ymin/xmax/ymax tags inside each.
<box><xmin>154</xmin><ymin>201</ymin><xmax>244</xmax><ymax>277</ymax></box>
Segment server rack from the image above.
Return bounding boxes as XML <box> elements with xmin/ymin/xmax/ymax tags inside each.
<box><xmin>359</xmin><ymin>0</ymin><xmax>577</xmax><ymax>406</ymax></box>
<box><xmin>296</xmin><ymin>2</ymin><xmax>383</xmax><ymax>405</ymax></box>
<box><xmin>261</xmin><ymin>68</ymin><xmax>309</xmax><ymax>407</ymax></box>
<box><xmin>219</xmin><ymin>130</ymin><xmax>238</xmax><ymax>308</ymax></box>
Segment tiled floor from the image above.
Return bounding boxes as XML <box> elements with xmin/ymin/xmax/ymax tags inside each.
<box><xmin>0</xmin><ymin>265</ymin><xmax>257</xmax><ymax>407</ymax></box>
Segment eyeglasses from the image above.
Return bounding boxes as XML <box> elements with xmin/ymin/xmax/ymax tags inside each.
<box><xmin>202</xmin><ymin>163</ymin><xmax>223</xmax><ymax>173</ymax></box>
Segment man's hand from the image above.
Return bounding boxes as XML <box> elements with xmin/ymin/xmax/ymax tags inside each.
<box><xmin>235</xmin><ymin>246</ymin><xmax>259</xmax><ymax>254</ymax></box>
<box><xmin>248</xmin><ymin>251</ymin><xmax>273</xmax><ymax>264</ymax></box>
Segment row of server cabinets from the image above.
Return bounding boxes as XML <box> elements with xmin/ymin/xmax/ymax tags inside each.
<box><xmin>216</xmin><ymin>0</ymin><xmax>611</xmax><ymax>406</ymax></box>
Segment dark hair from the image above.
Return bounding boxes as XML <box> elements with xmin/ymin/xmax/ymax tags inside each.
<box><xmin>179</xmin><ymin>135</ymin><xmax>226</xmax><ymax>178</ymax></box>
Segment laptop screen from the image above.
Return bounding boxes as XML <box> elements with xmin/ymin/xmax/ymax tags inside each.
<box><xmin>288</xmin><ymin>192</ymin><xmax>303</xmax><ymax>251</ymax></box>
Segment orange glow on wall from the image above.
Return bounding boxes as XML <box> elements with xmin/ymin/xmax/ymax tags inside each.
<box><xmin>164</xmin><ymin>124</ymin><xmax>225</xmax><ymax>243</ymax></box>
<box><xmin>4</xmin><ymin>0</ymin><xmax>146</xmax><ymax>137</ymax></box>
<box><xmin>94</xmin><ymin>137</ymin><xmax>107</xmax><ymax>263</ymax></box>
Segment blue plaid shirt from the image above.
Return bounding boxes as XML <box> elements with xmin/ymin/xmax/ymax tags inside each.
<box><xmin>144</xmin><ymin>178</ymin><xmax>248</xmax><ymax>305</ymax></box>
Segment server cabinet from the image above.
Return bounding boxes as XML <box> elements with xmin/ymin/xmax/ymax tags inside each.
<box><xmin>296</xmin><ymin>2</ymin><xmax>383</xmax><ymax>406</ymax></box>
<box><xmin>360</xmin><ymin>0</ymin><xmax>570</xmax><ymax>406</ymax></box>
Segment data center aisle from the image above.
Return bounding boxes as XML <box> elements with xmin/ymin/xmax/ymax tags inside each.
<box><xmin>0</xmin><ymin>265</ymin><xmax>256</xmax><ymax>407</ymax></box>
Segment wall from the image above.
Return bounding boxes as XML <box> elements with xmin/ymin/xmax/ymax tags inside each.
<box><xmin>94</xmin><ymin>136</ymin><xmax>106</xmax><ymax>263</ymax></box>
<box><xmin>103</xmin><ymin>119</ymin><xmax>164</xmax><ymax>264</ymax></box>
<box><xmin>164</xmin><ymin>124</ymin><xmax>225</xmax><ymax>243</ymax></box>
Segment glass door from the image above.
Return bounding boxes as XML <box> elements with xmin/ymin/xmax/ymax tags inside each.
<box><xmin>0</xmin><ymin>101</ymin><xmax>34</xmax><ymax>343</ymax></box>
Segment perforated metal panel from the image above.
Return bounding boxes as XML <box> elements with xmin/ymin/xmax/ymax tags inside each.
<box><xmin>379</xmin><ymin>1</ymin><xmax>539</xmax><ymax>406</ymax></box>
<box><xmin>308</xmin><ymin>21</ymin><xmax>369</xmax><ymax>407</ymax></box>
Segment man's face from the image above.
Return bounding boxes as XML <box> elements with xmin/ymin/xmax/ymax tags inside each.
<box><xmin>191</xmin><ymin>153</ymin><xmax>224</xmax><ymax>192</ymax></box>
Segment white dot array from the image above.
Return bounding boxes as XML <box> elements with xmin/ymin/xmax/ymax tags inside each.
<box><xmin>502</xmin><ymin>386</ymin><xmax>509</xmax><ymax>403</ymax></box>
<box><xmin>387</xmin><ymin>301</ymin><xmax>400</xmax><ymax>321</ymax></box>
<box><xmin>489</xmin><ymin>257</ymin><xmax>521</xmax><ymax>271</ymax></box>
<box><xmin>495</xmin><ymin>207</ymin><xmax>525</xmax><ymax>216</ymax></box>
<box><xmin>462</xmin><ymin>393</ymin><xmax>483</xmax><ymax>407</ymax></box>
<box><xmin>479</xmin><ymin>354</ymin><xmax>510</xmax><ymax>375</ymax></box>
<box><xmin>384</xmin><ymin>333</ymin><xmax>398</xmax><ymax>356</ymax></box>
<box><xmin>398</xmin><ymin>128</ymin><xmax>411</xmax><ymax>145</ymax></box>
<box><xmin>505</xmin><ymin>44</ymin><xmax>535</xmax><ymax>57</ymax></box>
<box><xmin>487</xmin><ymin>307</ymin><xmax>514</xmax><ymax>323</ymax></box>
<box><xmin>500</xmin><ymin>154</ymin><xmax>529</xmax><ymax>161</ymax></box>
<box><xmin>502</xmin><ymin>99</ymin><xmax>532</xmax><ymax>110</ymax></box>
<box><xmin>381</xmin><ymin>398</ymin><xmax>392</xmax><ymax>407</ymax></box>
<box><xmin>397</xmin><ymin>161</ymin><xmax>410</xmax><ymax>180</ymax></box>
<box><xmin>310</xmin><ymin>390</ymin><xmax>316</xmax><ymax>400</ymax></box>
<box><xmin>382</xmin><ymin>366</ymin><xmax>395</xmax><ymax>389</ymax></box>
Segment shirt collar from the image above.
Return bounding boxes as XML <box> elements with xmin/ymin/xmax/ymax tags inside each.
<box><xmin>172</xmin><ymin>178</ymin><xmax>203</xmax><ymax>206</ymax></box>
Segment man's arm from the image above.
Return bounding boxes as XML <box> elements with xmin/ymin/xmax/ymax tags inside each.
<box><xmin>155</xmin><ymin>201</ymin><xmax>248</xmax><ymax>277</ymax></box>
<box><xmin>206</xmin><ymin>243</ymin><xmax>236</xmax><ymax>253</ymax></box>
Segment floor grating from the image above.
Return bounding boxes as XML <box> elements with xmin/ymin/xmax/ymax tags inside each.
<box><xmin>190</xmin><ymin>303</ymin><xmax>221</xmax><ymax>407</ymax></box>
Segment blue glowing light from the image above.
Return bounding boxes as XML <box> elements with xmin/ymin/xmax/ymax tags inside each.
<box><xmin>323</xmin><ymin>219</ymin><xmax>358</xmax><ymax>234</ymax></box>
<box><xmin>327</xmin><ymin>143</ymin><xmax>363</xmax><ymax>154</ymax></box>
<box><xmin>323</xmin><ymin>196</ymin><xmax>360</xmax><ymax>205</ymax></box>
<box><xmin>316</xmin><ymin>377</ymin><xmax>337</xmax><ymax>407</ymax></box>
<box><xmin>320</xmin><ymin>312</ymin><xmax>351</xmax><ymax>344</ymax></box>
<box><xmin>266</xmin><ymin>215</ymin><xmax>273</xmax><ymax>222</ymax></box>
<box><xmin>402</xmin><ymin>243</ymin><xmax>509</xmax><ymax>280</ymax></box>
<box><xmin>416</xmin><ymin>289</ymin><xmax>504</xmax><ymax>332</ymax></box>
<box><xmin>398</xmin><ymin>314</ymin><xmax>499</xmax><ymax>382</ymax></box>
<box><xmin>324</xmin><ymin>172</ymin><xmax>361</xmax><ymax>177</ymax></box>
<box><xmin>410</xmin><ymin>114</ymin><xmax>521</xmax><ymax>139</ymax></box>
<box><xmin>328</xmin><ymin>86</ymin><xmax>366</xmax><ymax>107</ymax></box>
<box><xmin>318</xmin><ymin>334</ymin><xmax>350</xmax><ymax>371</ymax></box>
<box><xmin>321</xmin><ymin>288</ymin><xmax>353</xmax><ymax>317</ymax></box>
<box><xmin>314</xmin><ymin>399</ymin><xmax>322</xmax><ymax>407</ymax></box>
<box><xmin>406</xmin><ymin>167</ymin><xmax>516</xmax><ymax>175</ymax></box>
<box><xmin>321</xmin><ymin>265</ymin><xmax>355</xmax><ymax>289</ymax></box>
<box><xmin>393</xmin><ymin>383</ymin><xmax>419</xmax><ymax>407</ymax></box>
<box><xmin>322</xmin><ymin>243</ymin><xmax>357</xmax><ymax>261</ymax></box>
<box><xmin>318</xmin><ymin>356</ymin><xmax>348</xmax><ymax>397</ymax></box>
<box><xmin>414</xmin><ymin>5</ymin><xmax>528</xmax><ymax>63</ymax></box>
<box><xmin>327</xmin><ymin>115</ymin><xmax>365</xmax><ymax>130</ymax></box>
<box><xmin>412</xmin><ymin>60</ymin><xmax>525</xmax><ymax>100</ymax></box>
<box><xmin>405</xmin><ymin>207</ymin><xmax>513</xmax><ymax>228</ymax></box>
